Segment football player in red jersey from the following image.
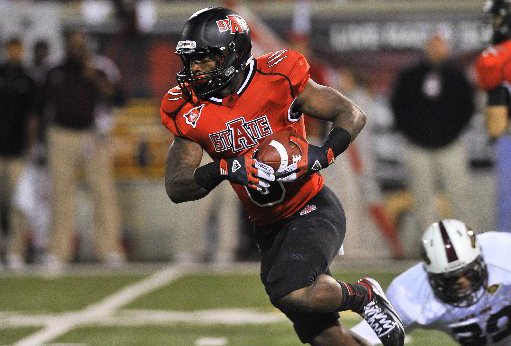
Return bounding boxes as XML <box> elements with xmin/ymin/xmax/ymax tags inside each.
<box><xmin>475</xmin><ymin>0</ymin><xmax>511</xmax><ymax>235</ymax></box>
<box><xmin>161</xmin><ymin>7</ymin><xmax>404</xmax><ymax>346</ymax></box>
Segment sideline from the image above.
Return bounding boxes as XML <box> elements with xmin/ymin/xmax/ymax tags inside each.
<box><xmin>13</xmin><ymin>265</ymin><xmax>187</xmax><ymax>346</ymax></box>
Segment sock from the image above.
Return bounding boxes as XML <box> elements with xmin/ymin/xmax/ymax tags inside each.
<box><xmin>338</xmin><ymin>281</ymin><xmax>373</xmax><ymax>314</ymax></box>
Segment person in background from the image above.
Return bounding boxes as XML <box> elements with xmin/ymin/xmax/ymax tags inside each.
<box><xmin>30</xmin><ymin>39</ymin><xmax>52</xmax><ymax>86</ymax></box>
<box><xmin>287</xmin><ymin>31</ymin><xmax>334</xmax><ymax>143</ymax></box>
<box><xmin>30</xmin><ymin>38</ymin><xmax>53</xmax><ymax>154</ymax></box>
<box><xmin>0</xmin><ymin>37</ymin><xmax>38</xmax><ymax>270</ymax></box>
<box><xmin>352</xmin><ymin>219</ymin><xmax>511</xmax><ymax>345</ymax></box>
<box><xmin>390</xmin><ymin>31</ymin><xmax>475</xmax><ymax>258</ymax></box>
<box><xmin>41</xmin><ymin>29</ymin><xmax>125</xmax><ymax>272</ymax></box>
<box><xmin>475</xmin><ymin>0</ymin><xmax>511</xmax><ymax>233</ymax></box>
<box><xmin>336</xmin><ymin>67</ymin><xmax>403</xmax><ymax>259</ymax></box>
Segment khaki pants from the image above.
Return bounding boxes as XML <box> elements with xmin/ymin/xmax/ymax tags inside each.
<box><xmin>169</xmin><ymin>154</ymin><xmax>239</xmax><ymax>263</ymax></box>
<box><xmin>403</xmin><ymin>140</ymin><xmax>475</xmax><ymax>257</ymax></box>
<box><xmin>47</xmin><ymin>126</ymin><xmax>122</xmax><ymax>261</ymax></box>
<box><xmin>0</xmin><ymin>157</ymin><xmax>28</xmax><ymax>257</ymax></box>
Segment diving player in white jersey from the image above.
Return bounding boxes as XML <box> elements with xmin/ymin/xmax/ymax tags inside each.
<box><xmin>352</xmin><ymin>219</ymin><xmax>511</xmax><ymax>345</ymax></box>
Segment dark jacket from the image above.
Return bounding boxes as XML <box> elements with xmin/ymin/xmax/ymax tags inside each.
<box><xmin>390</xmin><ymin>60</ymin><xmax>475</xmax><ymax>149</ymax></box>
<box><xmin>43</xmin><ymin>59</ymin><xmax>99</xmax><ymax>129</ymax></box>
<box><xmin>0</xmin><ymin>63</ymin><xmax>37</xmax><ymax>157</ymax></box>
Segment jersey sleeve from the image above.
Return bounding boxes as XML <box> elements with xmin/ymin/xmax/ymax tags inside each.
<box><xmin>479</xmin><ymin>232</ymin><xmax>511</xmax><ymax>280</ymax></box>
<box><xmin>160</xmin><ymin>86</ymin><xmax>186</xmax><ymax>137</ymax></box>
<box><xmin>475</xmin><ymin>42</ymin><xmax>511</xmax><ymax>90</ymax></box>
<box><xmin>259</xmin><ymin>49</ymin><xmax>310</xmax><ymax>97</ymax></box>
<box><xmin>287</xmin><ymin>51</ymin><xmax>310</xmax><ymax>96</ymax></box>
<box><xmin>386</xmin><ymin>263</ymin><xmax>444</xmax><ymax>330</ymax></box>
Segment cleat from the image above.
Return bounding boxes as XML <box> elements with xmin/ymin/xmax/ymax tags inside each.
<box><xmin>358</xmin><ymin>277</ymin><xmax>405</xmax><ymax>346</ymax></box>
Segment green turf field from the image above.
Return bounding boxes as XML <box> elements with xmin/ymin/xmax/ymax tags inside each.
<box><xmin>0</xmin><ymin>263</ymin><xmax>458</xmax><ymax>345</ymax></box>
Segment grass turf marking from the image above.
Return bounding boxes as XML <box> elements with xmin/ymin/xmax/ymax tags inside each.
<box><xmin>12</xmin><ymin>265</ymin><xmax>187</xmax><ymax>346</ymax></box>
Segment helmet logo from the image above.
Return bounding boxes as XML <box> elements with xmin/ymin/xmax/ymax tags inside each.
<box><xmin>486</xmin><ymin>283</ymin><xmax>500</xmax><ymax>294</ymax></box>
<box><xmin>183</xmin><ymin>104</ymin><xmax>205</xmax><ymax>128</ymax></box>
<box><xmin>224</xmin><ymin>66</ymin><xmax>235</xmax><ymax>77</ymax></box>
<box><xmin>216</xmin><ymin>15</ymin><xmax>249</xmax><ymax>34</ymax></box>
<box><xmin>177</xmin><ymin>40</ymin><xmax>197</xmax><ymax>51</ymax></box>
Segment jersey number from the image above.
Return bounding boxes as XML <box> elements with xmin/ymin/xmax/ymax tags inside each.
<box><xmin>451</xmin><ymin>305</ymin><xmax>511</xmax><ymax>345</ymax></box>
<box><xmin>245</xmin><ymin>182</ymin><xmax>286</xmax><ymax>207</ymax></box>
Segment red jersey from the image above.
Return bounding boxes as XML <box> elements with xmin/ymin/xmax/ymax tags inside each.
<box><xmin>475</xmin><ymin>40</ymin><xmax>511</xmax><ymax>90</ymax></box>
<box><xmin>160</xmin><ymin>49</ymin><xmax>324</xmax><ymax>226</ymax></box>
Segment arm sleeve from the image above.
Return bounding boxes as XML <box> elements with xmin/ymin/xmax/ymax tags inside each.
<box><xmin>288</xmin><ymin>52</ymin><xmax>310</xmax><ymax>97</ymax></box>
<box><xmin>389</xmin><ymin>70</ymin><xmax>411</xmax><ymax>132</ymax></box>
<box><xmin>475</xmin><ymin>48</ymin><xmax>505</xmax><ymax>90</ymax></box>
<box><xmin>453</xmin><ymin>69</ymin><xmax>475</xmax><ymax>126</ymax></box>
<box><xmin>264</xmin><ymin>50</ymin><xmax>310</xmax><ymax>97</ymax></box>
<box><xmin>386</xmin><ymin>278</ymin><xmax>418</xmax><ymax>330</ymax></box>
<box><xmin>160</xmin><ymin>88</ymin><xmax>185</xmax><ymax>137</ymax></box>
<box><xmin>160</xmin><ymin>108</ymin><xmax>180</xmax><ymax>136</ymax></box>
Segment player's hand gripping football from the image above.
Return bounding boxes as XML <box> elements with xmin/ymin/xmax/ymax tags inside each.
<box><xmin>276</xmin><ymin>134</ymin><xmax>334</xmax><ymax>183</ymax></box>
<box><xmin>219</xmin><ymin>150</ymin><xmax>275</xmax><ymax>191</ymax></box>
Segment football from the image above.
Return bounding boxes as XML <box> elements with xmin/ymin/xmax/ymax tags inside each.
<box><xmin>255</xmin><ymin>130</ymin><xmax>303</xmax><ymax>173</ymax></box>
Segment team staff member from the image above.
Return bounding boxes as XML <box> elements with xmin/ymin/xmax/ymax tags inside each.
<box><xmin>161</xmin><ymin>7</ymin><xmax>404</xmax><ymax>346</ymax></box>
<box><xmin>42</xmin><ymin>30</ymin><xmax>125</xmax><ymax>270</ymax></box>
<box><xmin>0</xmin><ymin>37</ymin><xmax>38</xmax><ymax>270</ymax></box>
<box><xmin>390</xmin><ymin>32</ymin><xmax>476</xmax><ymax>258</ymax></box>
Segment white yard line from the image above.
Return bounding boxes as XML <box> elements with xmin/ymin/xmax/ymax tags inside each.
<box><xmin>89</xmin><ymin>309</ymin><xmax>288</xmax><ymax>325</ymax></box>
<box><xmin>13</xmin><ymin>265</ymin><xmax>187</xmax><ymax>346</ymax></box>
<box><xmin>1</xmin><ymin>309</ymin><xmax>361</xmax><ymax>328</ymax></box>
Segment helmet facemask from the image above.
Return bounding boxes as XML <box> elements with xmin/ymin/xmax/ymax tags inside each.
<box><xmin>426</xmin><ymin>256</ymin><xmax>488</xmax><ymax>307</ymax></box>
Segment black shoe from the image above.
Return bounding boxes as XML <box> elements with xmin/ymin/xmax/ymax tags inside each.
<box><xmin>358</xmin><ymin>277</ymin><xmax>405</xmax><ymax>346</ymax></box>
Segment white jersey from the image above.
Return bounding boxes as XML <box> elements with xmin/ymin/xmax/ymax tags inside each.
<box><xmin>352</xmin><ymin>232</ymin><xmax>511</xmax><ymax>345</ymax></box>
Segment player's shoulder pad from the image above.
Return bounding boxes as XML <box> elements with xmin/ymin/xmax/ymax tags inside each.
<box><xmin>476</xmin><ymin>41</ymin><xmax>511</xmax><ymax>90</ymax></box>
<box><xmin>479</xmin><ymin>232</ymin><xmax>511</xmax><ymax>268</ymax></box>
<box><xmin>160</xmin><ymin>85</ymin><xmax>189</xmax><ymax>136</ymax></box>
<box><xmin>386</xmin><ymin>262</ymin><xmax>444</xmax><ymax>326</ymax></box>
<box><xmin>161</xmin><ymin>85</ymin><xmax>188</xmax><ymax>116</ymax></box>
<box><xmin>256</xmin><ymin>49</ymin><xmax>309</xmax><ymax>75</ymax></box>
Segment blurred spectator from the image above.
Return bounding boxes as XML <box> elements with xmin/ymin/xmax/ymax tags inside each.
<box><xmin>30</xmin><ymin>39</ymin><xmax>52</xmax><ymax>86</ymax></box>
<box><xmin>287</xmin><ymin>32</ymin><xmax>334</xmax><ymax>143</ymax></box>
<box><xmin>0</xmin><ymin>37</ymin><xmax>38</xmax><ymax>270</ymax></box>
<box><xmin>29</xmin><ymin>39</ymin><xmax>53</xmax><ymax>160</ymax></box>
<box><xmin>169</xmin><ymin>155</ymin><xmax>240</xmax><ymax>265</ymax></box>
<box><xmin>337</xmin><ymin>67</ymin><xmax>404</xmax><ymax>258</ymax></box>
<box><xmin>390</xmin><ymin>32</ymin><xmax>476</xmax><ymax>258</ymax></box>
<box><xmin>41</xmin><ymin>29</ymin><xmax>125</xmax><ymax>272</ymax></box>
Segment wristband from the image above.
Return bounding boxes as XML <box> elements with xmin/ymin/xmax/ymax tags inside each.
<box><xmin>322</xmin><ymin>127</ymin><xmax>352</xmax><ymax>158</ymax></box>
<box><xmin>193</xmin><ymin>160</ymin><xmax>225</xmax><ymax>192</ymax></box>
<box><xmin>488</xmin><ymin>86</ymin><xmax>510</xmax><ymax>106</ymax></box>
